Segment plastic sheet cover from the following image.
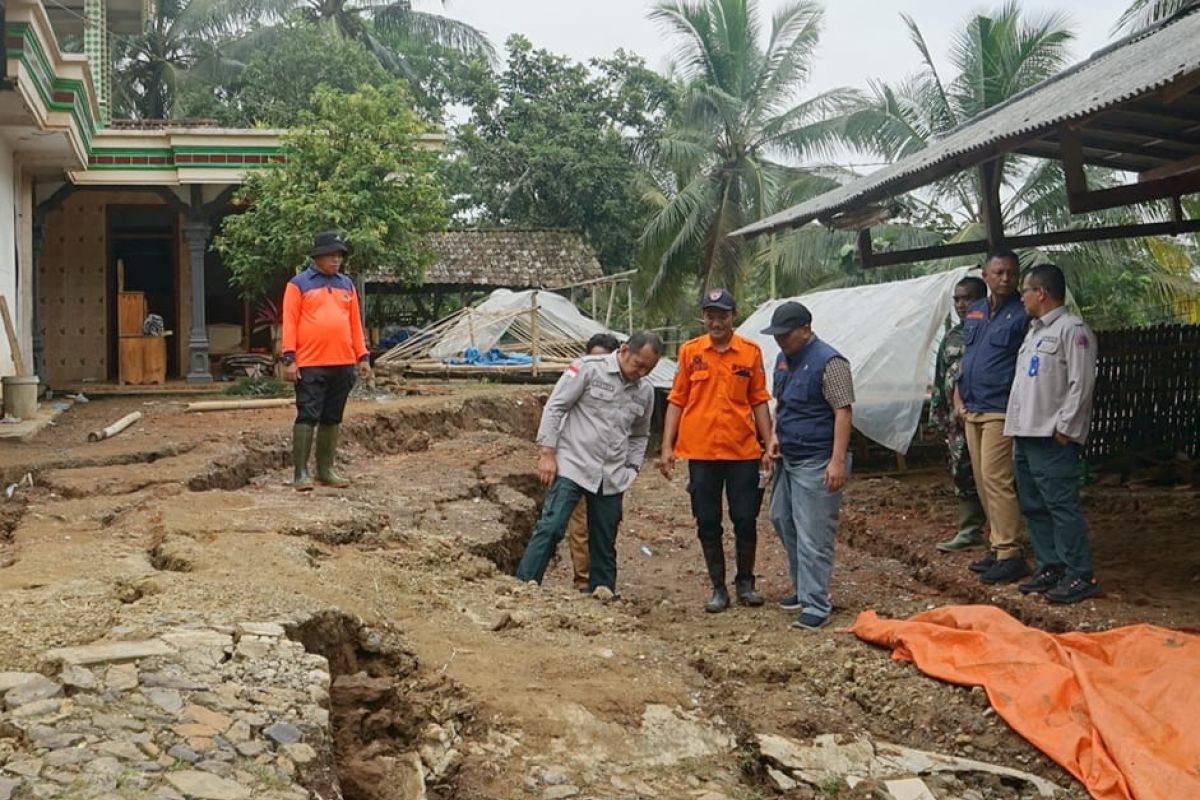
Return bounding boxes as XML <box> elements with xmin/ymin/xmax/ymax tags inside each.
<box><xmin>737</xmin><ymin>267</ymin><xmax>973</xmax><ymax>454</ymax></box>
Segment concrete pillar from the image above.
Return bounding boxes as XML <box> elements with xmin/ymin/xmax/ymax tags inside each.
<box><xmin>183</xmin><ymin>221</ymin><xmax>212</xmax><ymax>383</ymax></box>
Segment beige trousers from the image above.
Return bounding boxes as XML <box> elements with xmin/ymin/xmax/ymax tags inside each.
<box><xmin>963</xmin><ymin>412</ymin><xmax>1024</xmax><ymax>559</ymax></box>
<box><xmin>566</xmin><ymin>500</ymin><xmax>589</xmax><ymax>590</ymax></box>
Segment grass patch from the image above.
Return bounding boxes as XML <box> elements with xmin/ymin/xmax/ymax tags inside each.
<box><xmin>222</xmin><ymin>376</ymin><xmax>293</xmax><ymax>398</ymax></box>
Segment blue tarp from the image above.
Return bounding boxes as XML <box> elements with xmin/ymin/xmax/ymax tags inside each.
<box><xmin>443</xmin><ymin>347</ymin><xmax>535</xmax><ymax>366</ymax></box>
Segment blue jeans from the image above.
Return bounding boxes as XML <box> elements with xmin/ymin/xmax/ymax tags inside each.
<box><xmin>769</xmin><ymin>455</ymin><xmax>851</xmax><ymax>619</ymax></box>
<box><xmin>1013</xmin><ymin>437</ymin><xmax>1093</xmax><ymax>580</ymax></box>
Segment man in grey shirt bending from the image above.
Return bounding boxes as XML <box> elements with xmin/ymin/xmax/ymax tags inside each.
<box><xmin>515</xmin><ymin>331</ymin><xmax>663</xmax><ymax>594</ymax></box>
<box><xmin>1005</xmin><ymin>264</ymin><xmax>1099</xmax><ymax>604</ymax></box>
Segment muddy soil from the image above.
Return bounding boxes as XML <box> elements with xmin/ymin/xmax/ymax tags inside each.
<box><xmin>1</xmin><ymin>385</ymin><xmax>1195</xmax><ymax>799</ymax></box>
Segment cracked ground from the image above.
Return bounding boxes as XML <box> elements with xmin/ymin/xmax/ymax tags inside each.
<box><xmin>1</xmin><ymin>385</ymin><xmax>1196</xmax><ymax>799</ymax></box>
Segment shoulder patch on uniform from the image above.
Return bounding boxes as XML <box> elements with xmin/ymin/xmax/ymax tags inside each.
<box><xmin>966</xmin><ymin>310</ymin><xmax>985</xmax><ymax>320</ymax></box>
<box><xmin>565</xmin><ymin>364</ymin><xmax>580</xmax><ymax>377</ymax></box>
<box><xmin>1074</xmin><ymin>333</ymin><xmax>1090</xmax><ymax>348</ymax></box>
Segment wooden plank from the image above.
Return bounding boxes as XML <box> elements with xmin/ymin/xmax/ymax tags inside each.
<box><xmin>1067</xmin><ymin>169</ymin><xmax>1200</xmax><ymax>214</ymax></box>
<box><xmin>861</xmin><ymin>219</ymin><xmax>1200</xmax><ymax>268</ymax></box>
<box><xmin>1139</xmin><ymin>152</ymin><xmax>1200</xmax><ymax>182</ymax></box>
<box><xmin>860</xmin><ymin>239</ymin><xmax>988</xmax><ymax>269</ymax></box>
<box><xmin>0</xmin><ymin>295</ymin><xmax>26</xmax><ymax>376</ymax></box>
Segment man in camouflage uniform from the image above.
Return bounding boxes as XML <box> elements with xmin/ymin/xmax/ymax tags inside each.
<box><xmin>931</xmin><ymin>276</ymin><xmax>988</xmax><ymax>551</ymax></box>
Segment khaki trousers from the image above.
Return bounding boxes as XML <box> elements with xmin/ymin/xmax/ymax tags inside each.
<box><xmin>566</xmin><ymin>500</ymin><xmax>590</xmax><ymax>590</ymax></box>
<box><xmin>963</xmin><ymin>412</ymin><xmax>1023</xmax><ymax>559</ymax></box>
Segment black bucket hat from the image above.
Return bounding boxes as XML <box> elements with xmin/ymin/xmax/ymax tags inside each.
<box><xmin>310</xmin><ymin>231</ymin><xmax>348</xmax><ymax>257</ymax></box>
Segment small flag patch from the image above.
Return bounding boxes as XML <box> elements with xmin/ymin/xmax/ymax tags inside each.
<box><xmin>1074</xmin><ymin>334</ymin><xmax>1090</xmax><ymax>348</ymax></box>
<box><xmin>565</xmin><ymin>364</ymin><xmax>580</xmax><ymax>377</ymax></box>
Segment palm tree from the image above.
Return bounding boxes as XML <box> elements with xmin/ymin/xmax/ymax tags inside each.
<box><xmin>840</xmin><ymin>2</ymin><xmax>1198</xmax><ymax>327</ymax></box>
<box><xmin>1114</xmin><ymin>0</ymin><xmax>1198</xmax><ymax>34</ymax></box>
<box><xmin>111</xmin><ymin>0</ymin><xmax>265</xmax><ymax>118</ymax></box>
<box><xmin>278</xmin><ymin>0</ymin><xmax>493</xmax><ymax>75</ymax></box>
<box><xmin>842</xmin><ymin>2</ymin><xmax>1074</xmax><ymax>228</ymax></box>
<box><xmin>638</xmin><ymin>0</ymin><xmax>856</xmax><ymax>306</ymax></box>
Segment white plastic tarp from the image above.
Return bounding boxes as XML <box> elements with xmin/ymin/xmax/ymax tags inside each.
<box><xmin>737</xmin><ymin>267</ymin><xmax>974</xmax><ymax>454</ymax></box>
<box><xmin>427</xmin><ymin>288</ymin><xmax>678</xmax><ymax>389</ymax></box>
<box><xmin>429</xmin><ymin>289</ymin><xmax>611</xmax><ymax>359</ymax></box>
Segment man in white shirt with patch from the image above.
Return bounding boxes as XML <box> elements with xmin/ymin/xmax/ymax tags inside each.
<box><xmin>1005</xmin><ymin>264</ymin><xmax>1099</xmax><ymax>604</ymax></box>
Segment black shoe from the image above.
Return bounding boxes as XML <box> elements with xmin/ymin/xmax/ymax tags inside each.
<box><xmin>1046</xmin><ymin>576</ymin><xmax>1101</xmax><ymax>604</ymax></box>
<box><xmin>734</xmin><ymin>578</ymin><xmax>764</xmax><ymax>607</ymax></box>
<box><xmin>981</xmin><ymin>558</ymin><xmax>1031</xmax><ymax>585</ymax></box>
<box><xmin>777</xmin><ymin>595</ymin><xmax>802</xmax><ymax>611</ymax></box>
<box><xmin>791</xmin><ymin>612</ymin><xmax>830</xmax><ymax>630</ymax></box>
<box><xmin>705</xmin><ymin>586</ymin><xmax>730</xmax><ymax>613</ymax></box>
<box><xmin>1019</xmin><ymin>566</ymin><xmax>1066</xmax><ymax>595</ymax></box>
<box><xmin>969</xmin><ymin>552</ymin><xmax>997</xmax><ymax>574</ymax></box>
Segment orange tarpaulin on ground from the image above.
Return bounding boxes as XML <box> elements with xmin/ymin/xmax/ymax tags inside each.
<box><xmin>851</xmin><ymin>606</ymin><xmax>1200</xmax><ymax>800</ymax></box>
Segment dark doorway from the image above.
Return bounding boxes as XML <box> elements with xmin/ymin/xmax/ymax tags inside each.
<box><xmin>108</xmin><ymin>206</ymin><xmax>179</xmax><ymax>379</ymax></box>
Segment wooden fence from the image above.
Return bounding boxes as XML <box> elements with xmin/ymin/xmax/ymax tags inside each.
<box><xmin>1087</xmin><ymin>323</ymin><xmax>1200</xmax><ymax>461</ymax></box>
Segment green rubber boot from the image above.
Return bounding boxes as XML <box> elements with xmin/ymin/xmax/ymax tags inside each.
<box><xmin>315</xmin><ymin>424</ymin><xmax>351</xmax><ymax>488</ymax></box>
<box><xmin>292</xmin><ymin>424</ymin><xmax>315</xmax><ymax>492</ymax></box>
<box><xmin>936</xmin><ymin>496</ymin><xmax>987</xmax><ymax>551</ymax></box>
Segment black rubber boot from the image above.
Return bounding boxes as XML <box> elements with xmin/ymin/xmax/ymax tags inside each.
<box><xmin>292</xmin><ymin>424</ymin><xmax>315</xmax><ymax>492</ymax></box>
<box><xmin>315</xmin><ymin>424</ymin><xmax>351</xmax><ymax>488</ymax></box>
<box><xmin>700</xmin><ymin>538</ymin><xmax>729</xmax><ymax>613</ymax></box>
<box><xmin>734</xmin><ymin>536</ymin><xmax>764</xmax><ymax>606</ymax></box>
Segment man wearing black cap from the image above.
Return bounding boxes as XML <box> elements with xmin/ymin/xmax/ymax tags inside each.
<box><xmin>660</xmin><ymin>289</ymin><xmax>774</xmax><ymax>613</ymax></box>
<box><xmin>281</xmin><ymin>232</ymin><xmax>372</xmax><ymax>491</ymax></box>
<box><xmin>762</xmin><ymin>301</ymin><xmax>854</xmax><ymax>630</ymax></box>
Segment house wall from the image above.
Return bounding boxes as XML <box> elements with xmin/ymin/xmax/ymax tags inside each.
<box><xmin>0</xmin><ymin>140</ymin><xmax>18</xmax><ymax>379</ymax></box>
<box><xmin>40</xmin><ymin>192</ymin><xmax>191</xmax><ymax>384</ymax></box>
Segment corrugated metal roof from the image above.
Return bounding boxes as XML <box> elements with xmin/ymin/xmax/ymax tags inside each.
<box><xmin>732</xmin><ymin>7</ymin><xmax>1200</xmax><ymax>239</ymax></box>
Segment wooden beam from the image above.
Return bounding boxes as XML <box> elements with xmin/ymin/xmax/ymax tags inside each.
<box><xmin>1068</xmin><ymin>169</ymin><xmax>1200</xmax><ymax>213</ymax></box>
<box><xmin>1060</xmin><ymin>128</ymin><xmax>1089</xmax><ymax>202</ymax></box>
<box><xmin>1098</xmin><ymin>110</ymin><xmax>1200</xmax><ymax>142</ymax></box>
<box><xmin>1154</xmin><ymin>71</ymin><xmax>1200</xmax><ymax>106</ymax></box>
<box><xmin>978</xmin><ymin>159</ymin><xmax>1005</xmax><ymax>252</ymax></box>
<box><xmin>1066</xmin><ymin>130</ymin><xmax>1196</xmax><ymax>161</ymax></box>
<box><xmin>1017</xmin><ymin>143</ymin><xmax>1167</xmax><ymax>172</ymax></box>
<box><xmin>860</xmin><ymin>238</ymin><xmax>989</xmax><ymax>269</ymax></box>
<box><xmin>860</xmin><ymin>218</ymin><xmax>1200</xmax><ymax>268</ymax></box>
<box><xmin>1139</xmin><ymin>152</ymin><xmax>1200</xmax><ymax>182</ymax></box>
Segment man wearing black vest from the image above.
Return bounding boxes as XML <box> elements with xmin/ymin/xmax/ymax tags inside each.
<box><xmin>763</xmin><ymin>302</ymin><xmax>854</xmax><ymax>630</ymax></box>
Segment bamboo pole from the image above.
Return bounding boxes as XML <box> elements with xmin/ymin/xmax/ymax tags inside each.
<box><xmin>87</xmin><ymin>411</ymin><xmax>142</xmax><ymax>442</ymax></box>
<box><xmin>627</xmin><ymin>281</ymin><xmax>634</xmax><ymax>333</ymax></box>
<box><xmin>185</xmin><ymin>398</ymin><xmax>294</xmax><ymax>413</ymax></box>
<box><xmin>530</xmin><ymin>291</ymin><xmax>541</xmax><ymax>378</ymax></box>
<box><xmin>604</xmin><ymin>282</ymin><xmax>616</xmax><ymax>328</ymax></box>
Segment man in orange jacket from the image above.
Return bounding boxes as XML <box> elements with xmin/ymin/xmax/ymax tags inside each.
<box><xmin>281</xmin><ymin>231</ymin><xmax>371</xmax><ymax>491</ymax></box>
<box><xmin>660</xmin><ymin>289</ymin><xmax>774</xmax><ymax>612</ymax></box>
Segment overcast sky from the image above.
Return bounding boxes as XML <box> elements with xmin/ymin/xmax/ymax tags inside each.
<box><xmin>425</xmin><ymin>1</ymin><xmax>1133</xmax><ymax>132</ymax></box>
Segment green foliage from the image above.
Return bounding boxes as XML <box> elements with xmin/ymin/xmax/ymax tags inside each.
<box><xmin>111</xmin><ymin>0</ymin><xmax>266</xmax><ymax>119</ymax></box>
<box><xmin>212</xmin><ymin>83</ymin><xmax>449</xmax><ymax>297</ymax></box>
<box><xmin>638</xmin><ymin>0</ymin><xmax>856</xmax><ymax>310</ymax></box>
<box><xmin>188</xmin><ymin>23</ymin><xmax>390</xmax><ymax>126</ymax></box>
<box><xmin>446</xmin><ymin>35</ymin><xmax>677</xmax><ymax>270</ymax></box>
<box><xmin>1114</xmin><ymin>0</ymin><xmax>1195</xmax><ymax>34</ymax></box>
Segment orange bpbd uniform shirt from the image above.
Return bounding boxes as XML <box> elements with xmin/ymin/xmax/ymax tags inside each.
<box><xmin>280</xmin><ymin>266</ymin><xmax>368</xmax><ymax>367</ymax></box>
<box><xmin>667</xmin><ymin>333</ymin><xmax>771</xmax><ymax>460</ymax></box>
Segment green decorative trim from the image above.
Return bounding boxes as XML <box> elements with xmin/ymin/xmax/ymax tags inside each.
<box><xmin>7</xmin><ymin>21</ymin><xmax>98</xmax><ymax>147</ymax></box>
<box><xmin>7</xmin><ymin>21</ymin><xmax>283</xmax><ymax>174</ymax></box>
